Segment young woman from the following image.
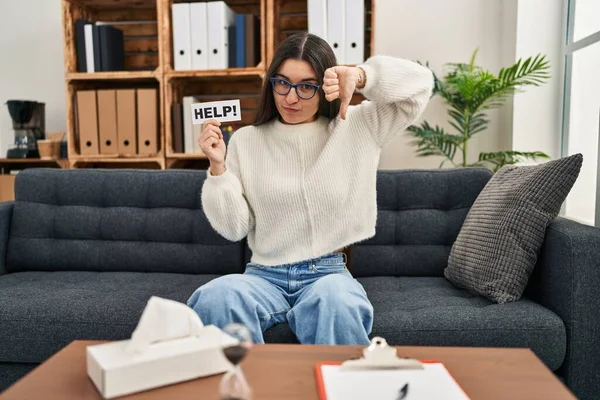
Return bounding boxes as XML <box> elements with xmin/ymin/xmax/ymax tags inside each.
<box><xmin>187</xmin><ymin>32</ymin><xmax>433</xmax><ymax>345</ymax></box>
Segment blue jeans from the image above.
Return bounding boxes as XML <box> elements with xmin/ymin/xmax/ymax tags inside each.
<box><xmin>187</xmin><ymin>252</ymin><xmax>373</xmax><ymax>345</ymax></box>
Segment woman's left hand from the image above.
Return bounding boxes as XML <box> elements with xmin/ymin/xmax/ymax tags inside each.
<box><xmin>322</xmin><ymin>66</ymin><xmax>362</xmax><ymax>120</ymax></box>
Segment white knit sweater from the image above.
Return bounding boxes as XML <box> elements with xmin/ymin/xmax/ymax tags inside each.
<box><xmin>201</xmin><ymin>55</ymin><xmax>434</xmax><ymax>266</ymax></box>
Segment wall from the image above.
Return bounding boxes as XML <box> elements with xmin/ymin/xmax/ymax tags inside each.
<box><xmin>0</xmin><ymin>0</ymin><xmax>554</xmax><ymax>172</ymax></box>
<box><xmin>0</xmin><ymin>0</ymin><xmax>66</xmax><ymax>156</ymax></box>
<box><xmin>374</xmin><ymin>0</ymin><xmax>513</xmax><ymax>170</ymax></box>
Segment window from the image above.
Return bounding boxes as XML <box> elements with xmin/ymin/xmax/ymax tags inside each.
<box><xmin>561</xmin><ymin>0</ymin><xmax>600</xmax><ymax>226</ymax></box>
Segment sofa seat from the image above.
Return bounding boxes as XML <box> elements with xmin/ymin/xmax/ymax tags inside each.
<box><xmin>0</xmin><ymin>271</ymin><xmax>220</xmax><ymax>363</ymax></box>
<box><xmin>265</xmin><ymin>276</ymin><xmax>566</xmax><ymax>371</ymax></box>
<box><xmin>0</xmin><ymin>272</ymin><xmax>567</xmax><ymax>372</ymax></box>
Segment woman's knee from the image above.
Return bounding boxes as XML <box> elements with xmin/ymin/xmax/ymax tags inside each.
<box><xmin>187</xmin><ymin>274</ymin><xmax>246</xmax><ymax>309</ymax></box>
<box><xmin>311</xmin><ymin>274</ymin><xmax>372</xmax><ymax>311</ymax></box>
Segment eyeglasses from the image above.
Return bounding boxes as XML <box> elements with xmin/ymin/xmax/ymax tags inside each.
<box><xmin>269</xmin><ymin>77</ymin><xmax>320</xmax><ymax>100</ymax></box>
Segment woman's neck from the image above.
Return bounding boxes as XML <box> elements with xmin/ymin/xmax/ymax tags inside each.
<box><xmin>270</xmin><ymin>115</ymin><xmax>329</xmax><ymax>139</ymax></box>
<box><xmin>278</xmin><ymin>114</ymin><xmax>318</xmax><ymax>125</ymax></box>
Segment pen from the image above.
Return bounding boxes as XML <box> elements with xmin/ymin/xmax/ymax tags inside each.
<box><xmin>397</xmin><ymin>382</ymin><xmax>409</xmax><ymax>399</ymax></box>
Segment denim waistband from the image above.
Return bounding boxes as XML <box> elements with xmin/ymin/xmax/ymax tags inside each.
<box><xmin>254</xmin><ymin>251</ymin><xmax>347</xmax><ymax>268</ymax></box>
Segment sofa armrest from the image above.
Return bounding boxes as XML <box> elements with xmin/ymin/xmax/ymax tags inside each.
<box><xmin>525</xmin><ymin>216</ymin><xmax>600</xmax><ymax>400</ymax></box>
<box><xmin>0</xmin><ymin>202</ymin><xmax>13</xmax><ymax>276</ymax></box>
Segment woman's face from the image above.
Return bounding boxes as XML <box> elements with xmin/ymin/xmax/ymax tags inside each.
<box><xmin>272</xmin><ymin>59</ymin><xmax>320</xmax><ymax>124</ymax></box>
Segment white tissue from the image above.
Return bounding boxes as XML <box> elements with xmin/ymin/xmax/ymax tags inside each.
<box><xmin>127</xmin><ymin>296</ymin><xmax>204</xmax><ymax>353</ymax></box>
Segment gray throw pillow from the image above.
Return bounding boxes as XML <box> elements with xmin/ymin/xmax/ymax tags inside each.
<box><xmin>444</xmin><ymin>154</ymin><xmax>583</xmax><ymax>303</ymax></box>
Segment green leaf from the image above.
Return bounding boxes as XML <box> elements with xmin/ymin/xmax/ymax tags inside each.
<box><xmin>469</xmin><ymin>48</ymin><xmax>479</xmax><ymax>72</ymax></box>
<box><xmin>407</xmin><ymin>49</ymin><xmax>551</xmax><ymax>169</ymax></box>
<box><xmin>476</xmin><ymin>151</ymin><xmax>550</xmax><ymax>172</ymax></box>
<box><xmin>467</xmin><ymin>112</ymin><xmax>489</xmax><ymax>137</ymax></box>
<box><xmin>406</xmin><ymin>122</ymin><xmax>465</xmax><ymax>165</ymax></box>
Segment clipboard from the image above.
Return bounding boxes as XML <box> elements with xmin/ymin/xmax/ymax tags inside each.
<box><xmin>314</xmin><ymin>337</ymin><xmax>470</xmax><ymax>400</ymax></box>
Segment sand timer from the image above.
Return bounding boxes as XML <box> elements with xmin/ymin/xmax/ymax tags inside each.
<box><xmin>220</xmin><ymin>323</ymin><xmax>253</xmax><ymax>400</ymax></box>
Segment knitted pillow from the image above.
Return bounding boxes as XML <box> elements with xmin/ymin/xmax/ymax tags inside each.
<box><xmin>444</xmin><ymin>154</ymin><xmax>583</xmax><ymax>304</ymax></box>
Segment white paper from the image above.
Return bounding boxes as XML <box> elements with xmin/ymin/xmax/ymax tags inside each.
<box><xmin>319</xmin><ymin>363</ymin><xmax>470</xmax><ymax>400</ymax></box>
<box><xmin>127</xmin><ymin>296</ymin><xmax>204</xmax><ymax>354</ymax></box>
<box><xmin>191</xmin><ymin>99</ymin><xmax>242</xmax><ymax>124</ymax></box>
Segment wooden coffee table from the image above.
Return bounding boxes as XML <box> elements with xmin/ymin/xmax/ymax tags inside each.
<box><xmin>1</xmin><ymin>341</ymin><xmax>575</xmax><ymax>399</ymax></box>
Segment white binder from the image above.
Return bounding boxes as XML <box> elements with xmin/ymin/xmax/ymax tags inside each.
<box><xmin>190</xmin><ymin>2</ymin><xmax>208</xmax><ymax>70</ymax></box>
<box><xmin>172</xmin><ymin>3</ymin><xmax>192</xmax><ymax>70</ymax></box>
<box><xmin>84</xmin><ymin>24</ymin><xmax>95</xmax><ymax>73</ymax></box>
<box><xmin>207</xmin><ymin>1</ymin><xmax>236</xmax><ymax>70</ymax></box>
<box><xmin>183</xmin><ymin>96</ymin><xmax>195</xmax><ymax>154</ymax></box>
<box><xmin>327</xmin><ymin>0</ymin><xmax>346</xmax><ymax>64</ymax></box>
<box><xmin>308</xmin><ymin>0</ymin><xmax>328</xmax><ymax>41</ymax></box>
<box><xmin>345</xmin><ymin>0</ymin><xmax>364</xmax><ymax>65</ymax></box>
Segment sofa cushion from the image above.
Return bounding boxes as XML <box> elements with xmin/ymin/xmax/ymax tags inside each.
<box><xmin>0</xmin><ymin>271</ymin><xmax>219</xmax><ymax>363</ymax></box>
<box><xmin>7</xmin><ymin>169</ymin><xmax>246</xmax><ymax>274</ymax></box>
<box><xmin>264</xmin><ymin>277</ymin><xmax>566</xmax><ymax>371</ymax></box>
<box><xmin>444</xmin><ymin>154</ymin><xmax>583</xmax><ymax>303</ymax></box>
<box><xmin>350</xmin><ymin>169</ymin><xmax>492</xmax><ymax>278</ymax></box>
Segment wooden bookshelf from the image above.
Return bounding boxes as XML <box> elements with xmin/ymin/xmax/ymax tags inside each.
<box><xmin>0</xmin><ymin>159</ymin><xmax>70</xmax><ymax>174</ymax></box>
<box><xmin>164</xmin><ymin>66</ymin><xmax>265</xmax><ymax>80</ymax></box>
<box><xmin>61</xmin><ymin>0</ymin><xmax>375</xmax><ymax>170</ymax></box>
<box><xmin>66</xmin><ymin>70</ymin><xmax>159</xmax><ymax>81</ymax></box>
<box><xmin>71</xmin><ymin>156</ymin><xmax>164</xmax><ymax>169</ymax></box>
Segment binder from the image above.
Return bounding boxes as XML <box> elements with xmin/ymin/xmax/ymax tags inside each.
<box><xmin>193</xmin><ymin>120</ymin><xmax>203</xmax><ymax>154</ymax></box>
<box><xmin>75</xmin><ymin>19</ymin><xmax>89</xmax><ymax>72</ymax></box>
<box><xmin>136</xmin><ymin>89</ymin><xmax>158</xmax><ymax>156</ymax></box>
<box><xmin>97</xmin><ymin>90</ymin><xmax>119</xmax><ymax>155</ymax></box>
<box><xmin>182</xmin><ymin>96</ymin><xmax>195</xmax><ymax>154</ymax></box>
<box><xmin>76</xmin><ymin>90</ymin><xmax>99</xmax><ymax>155</ymax></box>
<box><xmin>190</xmin><ymin>2</ymin><xmax>208</xmax><ymax>70</ymax></box>
<box><xmin>92</xmin><ymin>24</ymin><xmax>102</xmax><ymax>72</ymax></box>
<box><xmin>98</xmin><ymin>25</ymin><xmax>125</xmax><ymax>72</ymax></box>
<box><xmin>235</xmin><ymin>14</ymin><xmax>246</xmax><ymax>68</ymax></box>
<box><xmin>116</xmin><ymin>89</ymin><xmax>137</xmax><ymax>155</ymax></box>
<box><xmin>171</xmin><ymin>102</ymin><xmax>184</xmax><ymax>153</ymax></box>
<box><xmin>345</xmin><ymin>0</ymin><xmax>364</xmax><ymax>65</ymax></box>
<box><xmin>308</xmin><ymin>0</ymin><xmax>328</xmax><ymax>41</ymax></box>
<box><xmin>245</xmin><ymin>14</ymin><xmax>260</xmax><ymax>67</ymax></box>
<box><xmin>172</xmin><ymin>3</ymin><xmax>192</xmax><ymax>70</ymax></box>
<box><xmin>327</xmin><ymin>0</ymin><xmax>346</xmax><ymax>64</ymax></box>
<box><xmin>207</xmin><ymin>1</ymin><xmax>236</xmax><ymax>69</ymax></box>
<box><xmin>227</xmin><ymin>23</ymin><xmax>237</xmax><ymax>68</ymax></box>
<box><xmin>84</xmin><ymin>24</ymin><xmax>95</xmax><ymax>73</ymax></box>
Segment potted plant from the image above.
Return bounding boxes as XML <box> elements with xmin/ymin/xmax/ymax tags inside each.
<box><xmin>407</xmin><ymin>49</ymin><xmax>551</xmax><ymax>171</ymax></box>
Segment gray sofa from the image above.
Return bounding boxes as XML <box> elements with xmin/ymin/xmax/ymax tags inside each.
<box><xmin>0</xmin><ymin>168</ymin><xmax>598</xmax><ymax>399</ymax></box>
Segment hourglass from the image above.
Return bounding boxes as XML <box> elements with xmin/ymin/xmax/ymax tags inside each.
<box><xmin>220</xmin><ymin>323</ymin><xmax>253</xmax><ymax>400</ymax></box>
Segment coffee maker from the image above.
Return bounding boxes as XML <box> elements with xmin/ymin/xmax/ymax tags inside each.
<box><xmin>6</xmin><ymin>100</ymin><xmax>45</xmax><ymax>158</ymax></box>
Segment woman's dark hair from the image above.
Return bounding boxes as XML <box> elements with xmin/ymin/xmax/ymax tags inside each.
<box><xmin>253</xmin><ymin>32</ymin><xmax>340</xmax><ymax>125</ymax></box>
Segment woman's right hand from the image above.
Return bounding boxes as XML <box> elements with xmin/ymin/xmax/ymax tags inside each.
<box><xmin>199</xmin><ymin>119</ymin><xmax>226</xmax><ymax>167</ymax></box>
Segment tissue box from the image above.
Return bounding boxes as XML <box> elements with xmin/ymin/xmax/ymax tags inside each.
<box><xmin>87</xmin><ymin>325</ymin><xmax>237</xmax><ymax>399</ymax></box>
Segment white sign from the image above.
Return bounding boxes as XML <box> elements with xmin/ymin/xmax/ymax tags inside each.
<box><xmin>190</xmin><ymin>99</ymin><xmax>242</xmax><ymax>125</ymax></box>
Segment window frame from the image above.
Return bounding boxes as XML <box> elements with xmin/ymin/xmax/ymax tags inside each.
<box><xmin>560</xmin><ymin>0</ymin><xmax>600</xmax><ymax>226</ymax></box>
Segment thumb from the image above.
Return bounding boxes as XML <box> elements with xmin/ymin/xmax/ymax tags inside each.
<box><xmin>324</xmin><ymin>67</ymin><xmax>338</xmax><ymax>80</ymax></box>
<box><xmin>340</xmin><ymin>97</ymin><xmax>351</xmax><ymax>120</ymax></box>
